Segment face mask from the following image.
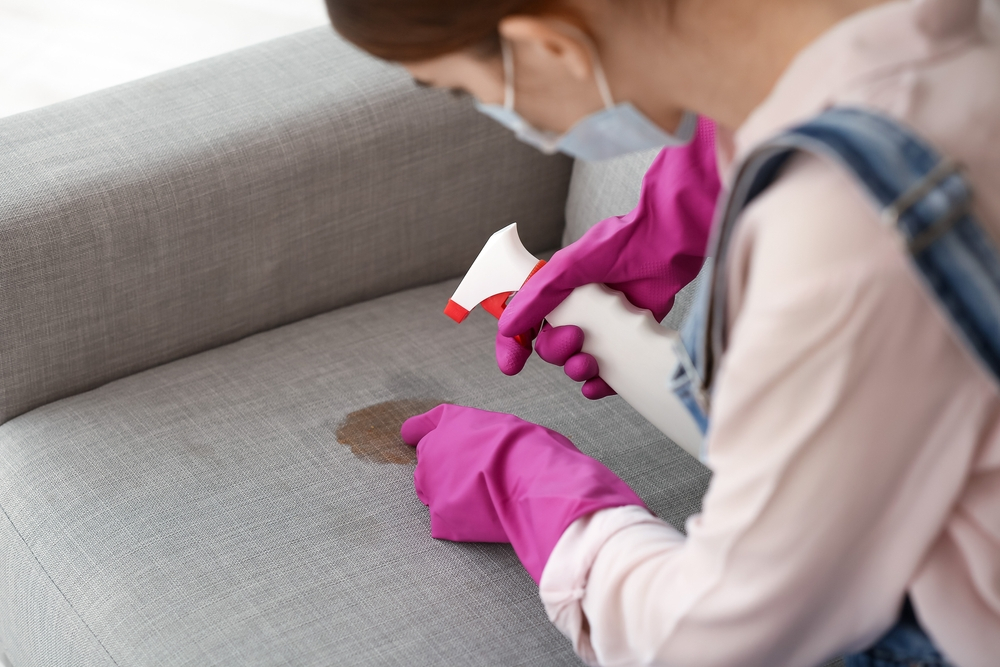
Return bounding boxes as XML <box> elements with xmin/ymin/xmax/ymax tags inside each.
<box><xmin>475</xmin><ymin>35</ymin><xmax>698</xmax><ymax>161</ymax></box>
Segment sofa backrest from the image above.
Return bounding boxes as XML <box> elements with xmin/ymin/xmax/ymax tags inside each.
<box><xmin>0</xmin><ymin>29</ymin><xmax>572</xmax><ymax>425</ymax></box>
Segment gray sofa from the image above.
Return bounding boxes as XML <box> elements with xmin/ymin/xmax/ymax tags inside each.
<box><xmin>0</xmin><ymin>28</ymin><xmax>715</xmax><ymax>666</ymax></box>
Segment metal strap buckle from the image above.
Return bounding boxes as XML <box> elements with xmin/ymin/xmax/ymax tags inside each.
<box><xmin>881</xmin><ymin>159</ymin><xmax>970</xmax><ymax>254</ymax></box>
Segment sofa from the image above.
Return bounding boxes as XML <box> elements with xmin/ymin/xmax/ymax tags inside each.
<box><xmin>1</xmin><ymin>27</ymin><xmax>835</xmax><ymax>667</ymax></box>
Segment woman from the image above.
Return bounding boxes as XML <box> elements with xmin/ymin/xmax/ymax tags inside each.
<box><xmin>326</xmin><ymin>0</ymin><xmax>1000</xmax><ymax>665</ymax></box>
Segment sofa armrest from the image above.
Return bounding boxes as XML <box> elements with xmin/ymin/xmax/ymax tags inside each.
<box><xmin>0</xmin><ymin>28</ymin><xmax>572</xmax><ymax>425</ymax></box>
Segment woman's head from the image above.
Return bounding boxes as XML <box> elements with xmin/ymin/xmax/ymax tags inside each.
<box><xmin>326</xmin><ymin>0</ymin><xmax>535</xmax><ymax>63</ymax></box>
<box><xmin>326</xmin><ymin>0</ymin><xmax>687</xmax><ymax>144</ymax></box>
<box><xmin>325</xmin><ymin>0</ymin><xmax>890</xmax><ymax>146</ymax></box>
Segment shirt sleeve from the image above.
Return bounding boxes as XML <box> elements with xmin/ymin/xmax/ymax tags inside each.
<box><xmin>539</xmin><ymin>155</ymin><xmax>989</xmax><ymax>666</ymax></box>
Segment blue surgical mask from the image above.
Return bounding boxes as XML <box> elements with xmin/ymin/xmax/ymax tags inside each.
<box><xmin>476</xmin><ymin>36</ymin><xmax>697</xmax><ymax>161</ymax></box>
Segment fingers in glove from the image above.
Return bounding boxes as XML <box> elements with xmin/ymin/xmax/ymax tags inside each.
<box><xmin>495</xmin><ymin>329</ymin><xmax>532</xmax><ymax>376</ymax></box>
<box><xmin>564</xmin><ymin>352</ymin><xmax>600</xmax><ymax>383</ymax></box>
<box><xmin>400</xmin><ymin>404</ymin><xmax>448</xmax><ymax>446</ymax></box>
<box><xmin>534</xmin><ymin>324</ymin><xmax>585</xmax><ymax>366</ymax></box>
<box><xmin>581</xmin><ymin>377</ymin><xmax>616</xmax><ymax>400</ymax></box>
<box><xmin>498</xmin><ymin>274</ymin><xmax>573</xmax><ymax>341</ymax></box>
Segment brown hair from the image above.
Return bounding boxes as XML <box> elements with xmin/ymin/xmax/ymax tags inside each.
<box><xmin>326</xmin><ymin>0</ymin><xmax>545</xmax><ymax>62</ymax></box>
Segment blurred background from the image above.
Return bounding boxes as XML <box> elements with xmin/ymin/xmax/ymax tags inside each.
<box><xmin>0</xmin><ymin>0</ymin><xmax>331</xmax><ymax>118</ymax></box>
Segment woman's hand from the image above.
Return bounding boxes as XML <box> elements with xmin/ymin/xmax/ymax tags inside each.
<box><xmin>401</xmin><ymin>404</ymin><xmax>646</xmax><ymax>583</ymax></box>
<box><xmin>496</xmin><ymin>118</ymin><xmax>720</xmax><ymax>399</ymax></box>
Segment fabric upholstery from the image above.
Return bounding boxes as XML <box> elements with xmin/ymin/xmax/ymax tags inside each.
<box><xmin>0</xmin><ymin>28</ymin><xmax>572</xmax><ymax>425</ymax></box>
<box><xmin>0</xmin><ymin>278</ymin><xmax>711</xmax><ymax>667</ymax></box>
<box><xmin>0</xmin><ymin>517</ymin><xmax>114</xmax><ymax>667</ymax></box>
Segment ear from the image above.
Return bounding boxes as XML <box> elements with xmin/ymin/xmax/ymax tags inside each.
<box><xmin>498</xmin><ymin>16</ymin><xmax>595</xmax><ymax>81</ymax></box>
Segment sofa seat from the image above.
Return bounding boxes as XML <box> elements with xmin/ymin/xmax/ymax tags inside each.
<box><xmin>0</xmin><ymin>278</ymin><xmax>710</xmax><ymax>667</ymax></box>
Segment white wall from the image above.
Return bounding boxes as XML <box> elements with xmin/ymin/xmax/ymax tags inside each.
<box><xmin>0</xmin><ymin>0</ymin><xmax>330</xmax><ymax>118</ymax></box>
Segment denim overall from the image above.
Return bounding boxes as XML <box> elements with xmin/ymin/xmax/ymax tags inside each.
<box><xmin>671</xmin><ymin>108</ymin><xmax>1000</xmax><ymax>666</ymax></box>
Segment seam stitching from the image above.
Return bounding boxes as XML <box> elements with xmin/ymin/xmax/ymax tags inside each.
<box><xmin>0</xmin><ymin>500</ymin><xmax>121</xmax><ymax>667</ymax></box>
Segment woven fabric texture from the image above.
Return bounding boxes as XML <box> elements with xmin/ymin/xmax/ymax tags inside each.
<box><xmin>0</xmin><ymin>516</ymin><xmax>115</xmax><ymax>667</ymax></box>
<box><xmin>0</xmin><ymin>277</ymin><xmax>711</xmax><ymax>667</ymax></box>
<box><xmin>0</xmin><ymin>28</ymin><xmax>572</xmax><ymax>426</ymax></box>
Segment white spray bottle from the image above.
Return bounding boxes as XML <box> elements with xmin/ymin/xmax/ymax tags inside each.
<box><xmin>445</xmin><ymin>223</ymin><xmax>703</xmax><ymax>457</ymax></box>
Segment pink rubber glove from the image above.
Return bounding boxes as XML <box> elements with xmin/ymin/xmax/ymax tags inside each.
<box><xmin>401</xmin><ymin>404</ymin><xmax>646</xmax><ymax>584</ymax></box>
<box><xmin>496</xmin><ymin>117</ymin><xmax>721</xmax><ymax>399</ymax></box>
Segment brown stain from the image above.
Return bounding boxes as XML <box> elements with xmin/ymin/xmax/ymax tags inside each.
<box><xmin>335</xmin><ymin>399</ymin><xmax>446</xmax><ymax>465</ymax></box>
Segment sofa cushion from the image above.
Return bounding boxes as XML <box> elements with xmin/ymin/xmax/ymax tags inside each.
<box><xmin>0</xmin><ymin>278</ymin><xmax>710</xmax><ymax>667</ymax></box>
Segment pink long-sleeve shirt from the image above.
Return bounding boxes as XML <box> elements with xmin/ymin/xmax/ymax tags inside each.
<box><xmin>539</xmin><ymin>1</ymin><xmax>1000</xmax><ymax>666</ymax></box>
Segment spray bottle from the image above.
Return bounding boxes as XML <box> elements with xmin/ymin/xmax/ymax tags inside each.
<box><xmin>446</xmin><ymin>223</ymin><xmax>703</xmax><ymax>457</ymax></box>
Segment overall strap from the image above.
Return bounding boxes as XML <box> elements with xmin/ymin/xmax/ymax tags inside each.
<box><xmin>698</xmin><ymin>107</ymin><xmax>1000</xmax><ymax>397</ymax></box>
